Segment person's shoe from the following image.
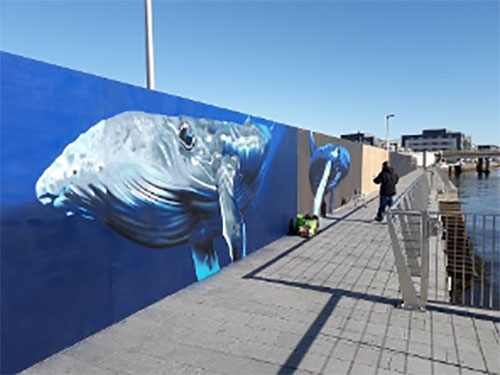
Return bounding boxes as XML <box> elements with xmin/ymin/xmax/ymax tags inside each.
<box><xmin>374</xmin><ymin>217</ymin><xmax>383</xmax><ymax>222</ymax></box>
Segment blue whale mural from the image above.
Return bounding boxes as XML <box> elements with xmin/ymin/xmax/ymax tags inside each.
<box><xmin>35</xmin><ymin>111</ymin><xmax>273</xmax><ymax>280</ymax></box>
<box><xmin>309</xmin><ymin>132</ymin><xmax>351</xmax><ymax>216</ymax></box>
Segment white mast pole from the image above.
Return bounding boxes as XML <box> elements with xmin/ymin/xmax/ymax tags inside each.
<box><xmin>145</xmin><ymin>0</ymin><xmax>155</xmax><ymax>90</ymax></box>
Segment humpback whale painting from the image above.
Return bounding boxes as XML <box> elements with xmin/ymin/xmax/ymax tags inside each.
<box><xmin>35</xmin><ymin>111</ymin><xmax>275</xmax><ymax>280</ymax></box>
<box><xmin>308</xmin><ymin>132</ymin><xmax>351</xmax><ymax>216</ymax></box>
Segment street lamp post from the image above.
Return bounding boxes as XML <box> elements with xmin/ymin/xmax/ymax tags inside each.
<box><xmin>145</xmin><ymin>0</ymin><xmax>155</xmax><ymax>90</ymax></box>
<box><xmin>385</xmin><ymin>114</ymin><xmax>395</xmax><ymax>152</ymax></box>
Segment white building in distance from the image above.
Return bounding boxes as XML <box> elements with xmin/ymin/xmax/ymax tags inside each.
<box><xmin>401</xmin><ymin>129</ymin><xmax>471</xmax><ymax>152</ymax></box>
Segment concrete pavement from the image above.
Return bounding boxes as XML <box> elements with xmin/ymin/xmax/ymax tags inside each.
<box><xmin>23</xmin><ymin>170</ymin><xmax>500</xmax><ymax>375</ymax></box>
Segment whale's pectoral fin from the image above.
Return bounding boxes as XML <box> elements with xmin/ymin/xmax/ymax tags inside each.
<box><xmin>217</xmin><ymin>156</ymin><xmax>246</xmax><ymax>261</ymax></box>
<box><xmin>313</xmin><ymin>160</ymin><xmax>332</xmax><ymax>217</ymax></box>
<box><xmin>191</xmin><ymin>240</ymin><xmax>220</xmax><ymax>281</ymax></box>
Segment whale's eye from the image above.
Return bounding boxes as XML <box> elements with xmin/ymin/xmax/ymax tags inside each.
<box><xmin>179</xmin><ymin>123</ymin><xmax>196</xmax><ymax>150</ymax></box>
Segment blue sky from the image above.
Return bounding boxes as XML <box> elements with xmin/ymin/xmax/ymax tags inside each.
<box><xmin>1</xmin><ymin>0</ymin><xmax>499</xmax><ymax>145</ymax></box>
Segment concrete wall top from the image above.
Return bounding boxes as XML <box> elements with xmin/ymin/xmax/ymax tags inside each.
<box><xmin>389</xmin><ymin>152</ymin><xmax>418</xmax><ymax>177</ymax></box>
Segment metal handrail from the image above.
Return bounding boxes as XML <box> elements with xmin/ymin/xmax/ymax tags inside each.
<box><xmin>386</xmin><ymin>170</ymin><xmax>430</xmax><ymax>309</ymax></box>
<box><xmin>390</xmin><ymin>173</ymin><xmax>426</xmax><ymax>209</ymax></box>
<box><xmin>387</xmin><ymin>168</ymin><xmax>499</xmax><ymax>310</ymax></box>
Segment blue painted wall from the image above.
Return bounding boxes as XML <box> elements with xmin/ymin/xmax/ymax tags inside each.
<box><xmin>0</xmin><ymin>52</ymin><xmax>298</xmax><ymax>374</ymax></box>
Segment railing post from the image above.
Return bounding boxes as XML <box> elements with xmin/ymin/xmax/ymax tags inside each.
<box><xmin>387</xmin><ymin>213</ymin><xmax>420</xmax><ymax>309</ymax></box>
<box><xmin>420</xmin><ymin>211</ymin><xmax>429</xmax><ymax>308</ymax></box>
<box><xmin>490</xmin><ymin>215</ymin><xmax>496</xmax><ymax>309</ymax></box>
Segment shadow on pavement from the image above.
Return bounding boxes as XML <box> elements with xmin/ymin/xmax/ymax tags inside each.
<box><xmin>243</xmin><ymin>198</ymin><xmax>376</xmax><ymax>280</ymax></box>
<box><xmin>243</xmin><ymin>196</ymin><xmax>499</xmax><ymax>375</ymax></box>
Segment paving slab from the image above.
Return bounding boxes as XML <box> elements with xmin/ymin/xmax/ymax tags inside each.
<box><xmin>22</xmin><ymin>169</ymin><xmax>500</xmax><ymax>375</ymax></box>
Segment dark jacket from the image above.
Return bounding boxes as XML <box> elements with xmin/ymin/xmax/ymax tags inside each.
<box><xmin>373</xmin><ymin>165</ymin><xmax>399</xmax><ymax>196</ymax></box>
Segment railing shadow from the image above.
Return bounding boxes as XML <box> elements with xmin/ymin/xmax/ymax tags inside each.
<box><xmin>242</xmin><ymin>192</ymin><xmax>499</xmax><ymax>374</ymax></box>
<box><xmin>251</xmin><ymin>275</ymin><xmax>499</xmax><ymax>375</ymax></box>
<box><xmin>252</xmin><ymin>275</ymin><xmax>500</xmax><ymax>322</ymax></box>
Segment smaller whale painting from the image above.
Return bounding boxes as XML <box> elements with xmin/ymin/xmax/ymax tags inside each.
<box><xmin>35</xmin><ymin>111</ymin><xmax>275</xmax><ymax>281</ymax></box>
<box><xmin>308</xmin><ymin>132</ymin><xmax>351</xmax><ymax>216</ymax></box>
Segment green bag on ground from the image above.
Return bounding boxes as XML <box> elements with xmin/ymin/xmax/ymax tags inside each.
<box><xmin>307</xmin><ymin>218</ymin><xmax>318</xmax><ymax>236</ymax></box>
<box><xmin>296</xmin><ymin>214</ymin><xmax>306</xmax><ymax>229</ymax></box>
<box><xmin>296</xmin><ymin>214</ymin><xmax>319</xmax><ymax>237</ymax></box>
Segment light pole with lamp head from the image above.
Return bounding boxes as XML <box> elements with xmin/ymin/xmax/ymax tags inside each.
<box><xmin>385</xmin><ymin>114</ymin><xmax>394</xmax><ymax>152</ymax></box>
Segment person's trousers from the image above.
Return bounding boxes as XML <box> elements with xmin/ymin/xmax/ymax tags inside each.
<box><xmin>376</xmin><ymin>195</ymin><xmax>393</xmax><ymax>220</ymax></box>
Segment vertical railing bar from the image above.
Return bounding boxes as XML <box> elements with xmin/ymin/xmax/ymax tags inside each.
<box><xmin>453</xmin><ymin>213</ymin><xmax>458</xmax><ymax>304</ymax></box>
<box><xmin>472</xmin><ymin>214</ymin><xmax>476</xmax><ymax>306</ymax></box>
<box><xmin>445</xmin><ymin>213</ymin><xmax>449</xmax><ymax>301</ymax></box>
<box><xmin>481</xmin><ymin>215</ymin><xmax>486</xmax><ymax>307</ymax></box>
<box><xmin>420</xmin><ymin>213</ymin><xmax>425</xmax><ymax>303</ymax></box>
<box><xmin>435</xmin><ymin>213</ymin><xmax>439</xmax><ymax>301</ymax></box>
<box><xmin>462</xmin><ymin>214</ymin><xmax>466</xmax><ymax>305</ymax></box>
<box><xmin>421</xmin><ymin>180</ymin><xmax>426</xmax><ymax>211</ymax></box>
<box><xmin>420</xmin><ymin>212</ymin><xmax>429</xmax><ymax>307</ymax></box>
<box><xmin>490</xmin><ymin>215</ymin><xmax>495</xmax><ymax>309</ymax></box>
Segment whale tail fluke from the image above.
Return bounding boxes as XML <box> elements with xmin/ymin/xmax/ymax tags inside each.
<box><xmin>309</xmin><ymin>131</ymin><xmax>316</xmax><ymax>156</ymax></box>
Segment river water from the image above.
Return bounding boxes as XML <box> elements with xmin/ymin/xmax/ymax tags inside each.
<box><xmin>450</xmin><ymin>168</ymin><xmax>500</xmax><ymax>309</ymax></box>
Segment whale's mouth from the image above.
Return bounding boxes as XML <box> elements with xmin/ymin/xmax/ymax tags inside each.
<box><xmin>38</xmin><ymin>192</ymin><xmax>58</xmax><ymax>205</ymax></box>
<box><xmin>36</xmin><ymin>181</ymin><xmax>74</xmax><ymax>207</ymax></box>
<box><xmin>36</xmin><ymin>184</ymin><xmax>97</xmax><ymax>219</ymax></box>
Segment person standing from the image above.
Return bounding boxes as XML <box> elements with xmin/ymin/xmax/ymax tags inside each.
<box><xmin>373</xmin><ymin>161</ymin><xmax>399</xmax><ymax>221</ymax></box>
